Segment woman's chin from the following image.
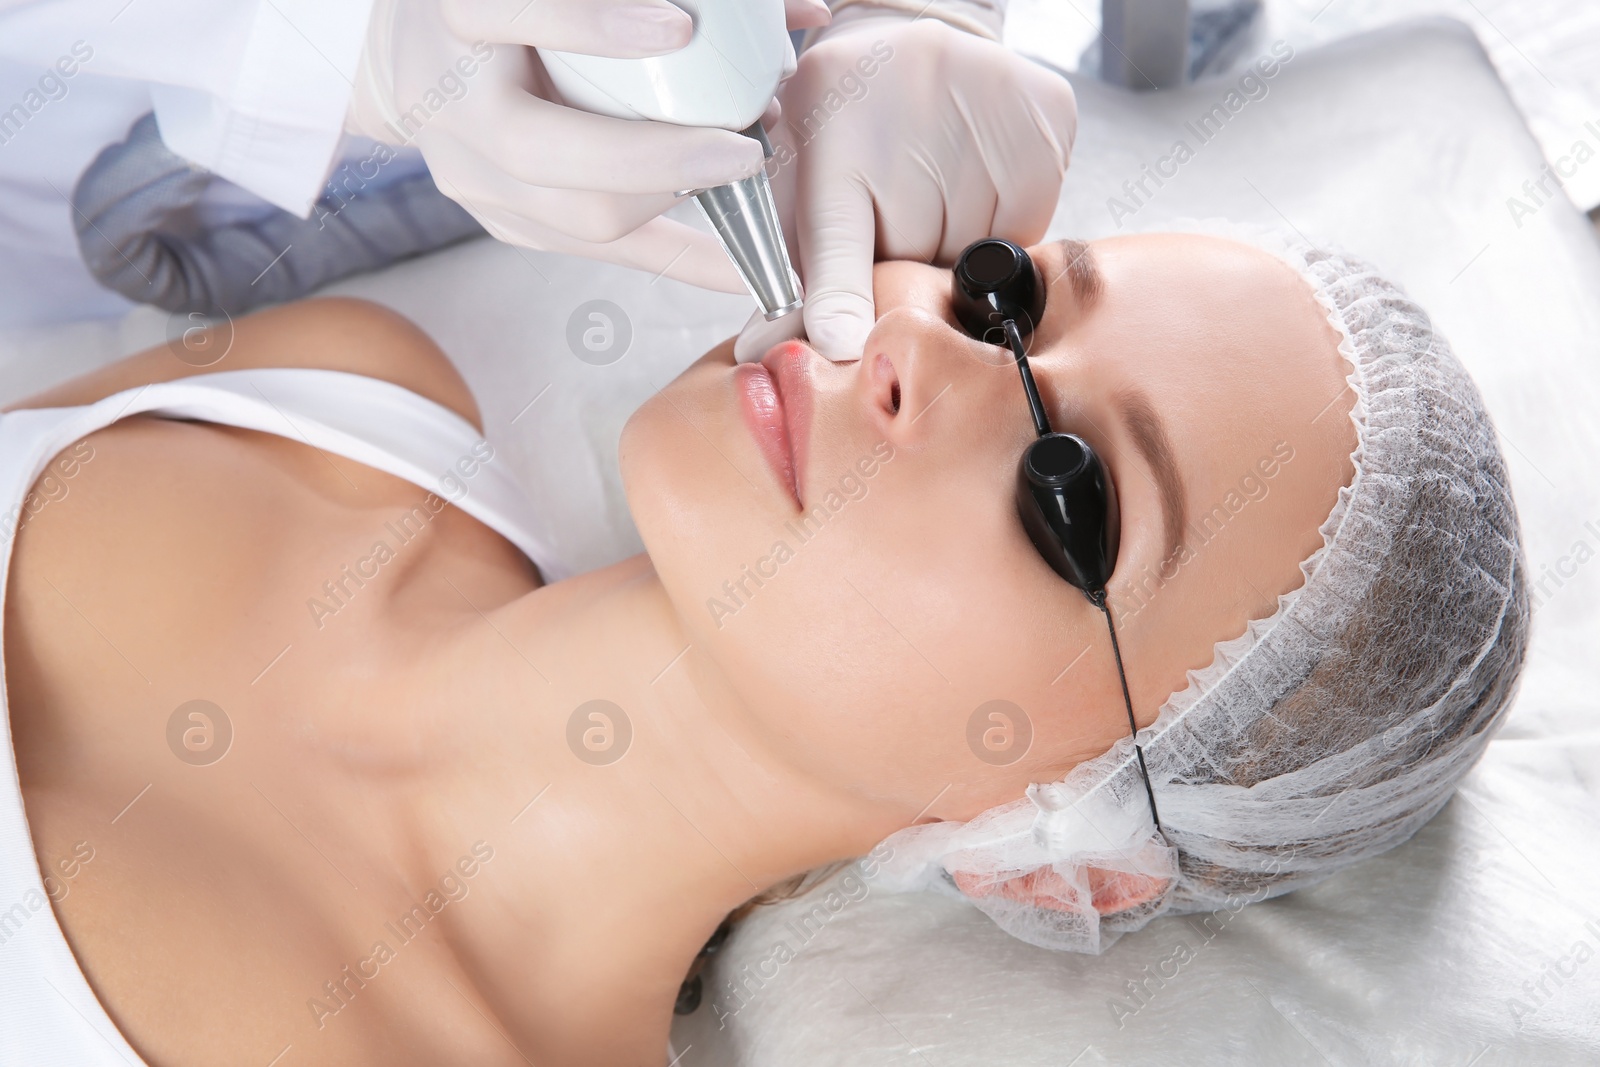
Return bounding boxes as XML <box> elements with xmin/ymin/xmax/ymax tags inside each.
<box><xmin>618</xmin><ymin>336</ymin><xmax>740</xmax><ymax>530</ymax></box>
<box><xmin>698</xmin><ymin>336</ymin><xmax>738</xmax><ymax>368</ymax></box>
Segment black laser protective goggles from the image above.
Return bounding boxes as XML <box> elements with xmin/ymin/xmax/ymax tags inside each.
<box><xmin>951</xmin><ymin>238</ymin><xmax>1162</xmax><ymax>833</ymax></box>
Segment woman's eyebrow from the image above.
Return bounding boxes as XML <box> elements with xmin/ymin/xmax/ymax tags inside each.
<box><xmin>1048</xmin><ymin>238</ymin><xmax>1103</xmax><ymax>309</ymax></box>
<box><xmin>1117</xmin><ymin>386</ymin><xmax>1188</xmax><ymax>565</ymax></box>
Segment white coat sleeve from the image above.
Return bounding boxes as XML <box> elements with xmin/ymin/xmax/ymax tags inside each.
<box><xmin>0</xmin><ymin>0</ymin><xmax>376</xmax><ymax>217</ymax></box>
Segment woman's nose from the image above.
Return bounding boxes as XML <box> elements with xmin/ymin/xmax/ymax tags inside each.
<box><xmin>855</xmin><ymin>303</ymin><xmax>1013</xmax><ymax>443</ymax></box>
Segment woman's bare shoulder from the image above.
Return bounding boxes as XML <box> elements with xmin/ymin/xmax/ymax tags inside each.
<box><xmin>6</xmin><ymin>298</ymin><xmax>483</xmax><ymax>431</ymax></box>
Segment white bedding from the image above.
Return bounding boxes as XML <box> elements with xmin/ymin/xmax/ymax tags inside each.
<box><xmin>0</xmin><ymin>15</ymin><xmax>1595</xmax><ymax>1067</ymax></box>
<box><xmin>1004</xmin><ymin>0</ymin><xmax>1600</xmax><ymax>213</ymax></box>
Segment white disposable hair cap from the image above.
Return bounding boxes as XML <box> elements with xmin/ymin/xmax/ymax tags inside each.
<box><xmin>864</xmin><ymin>221</ymin><xmax>1531</xmax><ymax>953</ymax></box>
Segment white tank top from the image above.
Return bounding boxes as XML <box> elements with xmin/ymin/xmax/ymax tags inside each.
<box><xmin>0</xmin><ymin>368</ymin><xmax>566</xmax><ymax>1065</ymax></box>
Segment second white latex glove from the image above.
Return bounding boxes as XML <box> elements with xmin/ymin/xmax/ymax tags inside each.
<box><xmin>736</xmin><ymin>17</ymin><xmax>1076</xmax><ymax>362</ymax></box>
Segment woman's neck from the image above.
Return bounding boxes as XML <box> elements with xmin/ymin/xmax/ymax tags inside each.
<box><xmin>403</xmin><ymin>555</ymin><xmax>903</xmax><ymax>1062</ymax></box>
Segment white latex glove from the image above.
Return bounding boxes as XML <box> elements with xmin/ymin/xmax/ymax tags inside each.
<box><xmin>347</xmin><ymin>0</ymin><xmax>831</xmax><ymax>291</ymax></box>
<box><xmin>735</xmin><ymin>13</ymin><xmax>1077</xmax><ymax>362</ymax></box>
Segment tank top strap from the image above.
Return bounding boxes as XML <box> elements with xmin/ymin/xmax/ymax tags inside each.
<box><xmin>4</xmin><ymin>368</ymin><xmax>565</xmax><ymax>578</ymax></box>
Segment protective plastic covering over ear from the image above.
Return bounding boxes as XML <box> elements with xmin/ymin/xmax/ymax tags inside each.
<box><xmin>866</xmin><ymin>223</ymin><xmax>1531</xmax><ymax>954</ymax></box>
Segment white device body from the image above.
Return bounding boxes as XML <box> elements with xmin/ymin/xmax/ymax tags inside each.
<box><xmin>537</xmin><ymin>0</ymin><xmax>795</xmax><ymax>131</ymax></box>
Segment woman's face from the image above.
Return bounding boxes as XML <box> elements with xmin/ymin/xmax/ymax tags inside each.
<box><xmin>620</xmin><ymin>233</ymin><xmax>1356</xmax><ymax>821</ymax></box>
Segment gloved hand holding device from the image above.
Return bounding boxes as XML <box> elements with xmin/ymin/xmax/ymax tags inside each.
<box><xmin>345</xmin><ymin>0</ymin><xmax>831</xmax><ymax>293</ymax></box>
<box><xmin>344</xmin><ymin>0</ymin><xmax>1075</xmax><ymax>363</ymax></box>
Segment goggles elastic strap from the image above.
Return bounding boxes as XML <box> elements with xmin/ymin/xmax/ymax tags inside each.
<box><xmin>1091</xmin><ymin>589</ymin><xmax>1163</xmax><ymax>833</ymax></box>
<box><xmin>999</xmin><ymin>305</ymin><xmax>1160</xmax><ymax>834</ymax></box>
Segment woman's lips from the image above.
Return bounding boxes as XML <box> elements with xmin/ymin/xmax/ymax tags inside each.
<box><xmin>734</xmin><ymin>340</ymin><xmax>814</xmax><ymax>510</ymax></box>
<box><xmin>764</xmin><ymin>341</ymin><xmax>813</xmax><ymax>501</ymax></box>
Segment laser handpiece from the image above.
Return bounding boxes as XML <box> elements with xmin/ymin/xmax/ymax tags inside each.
<box><xmin>692</xmin><ymin>122</ymin><xmax>803</xmax><ymax>320</ymax></box>
<box><xmin>537</xmin><ymin>0</ymin><xmax>803</xmax><ymax>321</ymax></box>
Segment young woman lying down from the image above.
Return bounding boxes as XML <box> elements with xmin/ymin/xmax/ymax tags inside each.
<box><xmin>1</xmin><ymin>227</ymin><xmax>1526</xmax><ymax>1065</ymax></box>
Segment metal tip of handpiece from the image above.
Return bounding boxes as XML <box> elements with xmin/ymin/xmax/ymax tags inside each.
<box><xmin>763</xmin><ymin>297</ymin><xmax>803</xmax><ymax>321</ymax></box>
<box><xmin>694</xmin><ymin>128</ymin><xmax>803</xmax><ymax>321</ymax></box>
